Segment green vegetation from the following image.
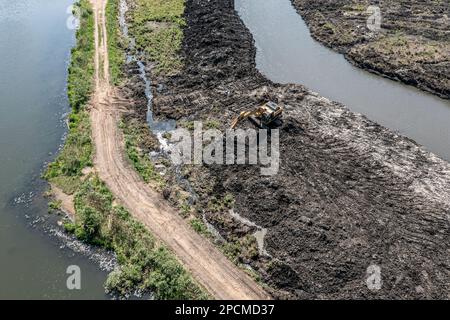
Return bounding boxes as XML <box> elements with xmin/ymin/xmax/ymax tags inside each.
<box><xmin>106</xmin><ymin>0</ymin><xmax>125</xmax><ymax>84</ymax></box>
<box><xmin>120</xmin><ymin>120</ymin><xmax>162</xmax><ymax>185</ymax></box>
<box><xmin>364</xmin><ymin>33</ymin><xmax>449</xmax><ymax>65</ymax></box>
<box><xmin>67</xmin><ymin>0</ymin><xmax>95</xmax><ymax>112</ymax></box>
<box><xmin>48</xmin><ymin>200</ymin><xmax>62</xmax><ymax>212</ymax></box>
<box><xmin>207</xmin><ymin>193</ymin><xmax>235</xmax><ymax>213</ymax></box>
<box><xmin>45</xmin><ymin>0</ymin><xmax>94</xmax><ymax>194</ymax></box>
<box><xmin>205</xmin><ymin>119</ymin><xmax>221</xmax><ymax>130</ymax></box>
<box><xmin>179</xmin><ymin>120</ymin><xmax>195</xmax><ymax>131</ymax></box>
<box><xmin>189</xmin><ymin>218</ymin><xmax>211</xmax><ymax>236</ymax></box>
<box><xmin>45</xmin><ymin>110</ymin><xmax>92</xmax><ymax>194</ymax></box>
<box><xmin>221</xmin><ymin>235</ymin><xmax>259</xmax><ymax>264</ymax></box>
<box><xmin>323</xmin><ymin>22</ymin><xmax>336</xmax><ymax>34</ymax></box>
<box><xmin>65</xmin><ymin>175</ymin><xmax>208</xmax><ymax>299</ymax></box>
<box><xmin>346</xmin><ymin>4</ymin><xmax>367</xmax><ymax>12</ymax></box>
<box><xmin>129</xmin><ymin>0</ymin><xmax>186</xmax><ymax>75</ymax></box>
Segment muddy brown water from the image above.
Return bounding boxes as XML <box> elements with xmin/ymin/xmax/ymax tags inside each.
<box><xmin>236</xmin><ymin>0</ymin><xmax>450</xmax><ymax>161</ymax></box>
<box><xmin>0</xmin><ymin>0</ymin><xmax>108</xmax><ymax>298</ymax></box>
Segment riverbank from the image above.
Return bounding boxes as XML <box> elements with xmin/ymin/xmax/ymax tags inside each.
<box><xmin>120</xmin><ymin>0</ymin><xmax>450</xmax><ymax>299</ymax></box>
<box><xmin>290</xmin><ymin>0</ymin><xmax>450</xmax><ymax>99</ymax></box>
<box><xmin>45</xmin><ymin>0</ymin><xmax>94</xmax><ymax>193</ymax></box>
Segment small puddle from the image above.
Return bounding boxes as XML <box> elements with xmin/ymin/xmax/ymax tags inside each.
<box><xmin>229</xmin><ymin>209</ymin><xmax>270</xmax><ymax>257</ymax></box>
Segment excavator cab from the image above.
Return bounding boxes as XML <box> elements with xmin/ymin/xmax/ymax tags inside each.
<box><xmin>231</xmin><ymin>101</ymin><xmax>283</xmax><ymax>129</ymax></box>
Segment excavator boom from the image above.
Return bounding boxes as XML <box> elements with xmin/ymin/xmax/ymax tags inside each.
<box><xmin>231</xmin><ymin>108</ymin><xmax>265</xmax><ymax>129</ymax></box>
<box><xmin>231</xmin><ymin>102</ymin><xmax>283</xmax><ymax>129</ymax></box>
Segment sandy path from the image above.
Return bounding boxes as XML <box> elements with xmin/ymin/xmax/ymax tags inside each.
<box><xmin>88</xmin><ymin>0</ymin><xmax>269</xmax><ymax>300</ymax></box>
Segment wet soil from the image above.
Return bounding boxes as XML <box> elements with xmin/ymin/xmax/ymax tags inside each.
<box><xmin>121</xmin><ymin>0</ymin><xmax>450</xmax><ymax>299</ymax></box>
<box><xmin>291</xmin><ymin>0</ymin><xmax>450</xmax><ymax>99</ymax></box>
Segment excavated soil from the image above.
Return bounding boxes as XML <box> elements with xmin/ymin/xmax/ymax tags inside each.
<box><xmin>291</xmin><ymin>0</ymin><xmax>450</xmax><ymax>99</ymax></box>
<box><xmin>120</xmin><ymin>0</ymin><xmax>450</xmax><ymax>299</ymax></box>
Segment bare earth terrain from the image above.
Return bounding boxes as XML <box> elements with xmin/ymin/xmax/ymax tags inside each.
<box><xmin>87</xmin><ymin>0</ymin><xmax>269</xmax><ymax>300</ymax></box>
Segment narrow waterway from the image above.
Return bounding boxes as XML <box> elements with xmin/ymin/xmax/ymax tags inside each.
<box><xmin>235</xmin><ymin>0</ymin><xmax>450</xmax><ymax>161</ymax></box>
<box><xmin>0</xmin><ymin>0</ymin><xmax>108</xmax><ymax>298</ymax></box>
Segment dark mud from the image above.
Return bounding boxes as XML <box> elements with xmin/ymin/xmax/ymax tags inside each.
<box><xmin>120</xmin><ymin>0</ymin><xmax>450</xmax><ymax>299</ymax></box>
<box><xmin>291</xmin><ymin>0</ymin><xmax>450</xmax><ymax>99</ymax></box>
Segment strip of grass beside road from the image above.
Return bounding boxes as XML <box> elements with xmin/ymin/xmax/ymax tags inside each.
<box><xmin>106</xmin><ymin>0</ymin><xmax>125</xmax><ymax>85</ymax></box>
<box><xmin>129</xmin><ymin>0</ymin><xmax>186</xmax><ymax>75</ymax></box>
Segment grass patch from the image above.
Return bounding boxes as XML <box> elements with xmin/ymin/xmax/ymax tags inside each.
<box><xmin>323</xmin><ymin>22</ymin><xmax>336</xmax><ymax>34</ymax></box>
<box><xmin>48</xmin><ymin>200</ymin><xmax>62</xmax><ymax>212</ymax></box>
<box><xmin>189</xmin><ymin>218</ymin><xmax>210</xmax><ymax>237</ymax></box>
<box><xmin>67</xmin><ymin>0</ymin><xmax>95</xmax><ymax>112</ymax></box>
<box><xmin>45</xmin><ymin>110</ymin><xmax>93</xmax><ymax>194</ymax></box>
<box><xmin>362</xmin><ymin>34</ymin><xmax>449</xmax><ymax>65</ymax></box>
<box><xmin>207</xmin><ymin>193</ymin><xmax>235</xmax><ymax>213</ymax></box>
<box><xmin>45</xmin><ymin>0</ymin><xmax>94</xmax><ymax>193</ymax></box>
<box><xmin>120</xmin><ymin>120</ymin><xmax>162</xmax><ymax>185</ymax></box>
<box><xmin>106</xmin><ymin>0</ymin><xmax>125</xmax><ymax>85</ymax></box>
<box><xmin>220</xmin><ymin>235</ymin><xmax>259</xmax><ymax>264</ymax></box>
<box><xmin>205</xmin><ymin>119</ymin><xmax>221</xmax><ymax>130</ymax></box>
<box><xmin>129</xmin><ymin>0</ymin><xmax>186</xmax><ymax>75</ymax></box>
<box><xmin>66</xmin><ymin>175</ymin><xmax>208</xmax><ymax>299</ymax></box>
<box><xmin>179</xmin><ymin>120</ymin><xmax>195</xmax><ymax>131</ymax></box>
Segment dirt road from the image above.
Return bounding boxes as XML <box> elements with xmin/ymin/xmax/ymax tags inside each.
<box><xmin>87</xmin><ymin>0</ymin><xmax>269</xmax><ymax>300</ymax></box>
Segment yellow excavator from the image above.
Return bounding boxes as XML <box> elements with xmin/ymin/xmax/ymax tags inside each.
<box><xmin>230</xmin><ymin>101</ymin><xmax>283</xmax><ymax>129</ymax></box>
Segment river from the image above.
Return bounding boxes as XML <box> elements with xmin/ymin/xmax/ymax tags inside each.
<box><xmin>235</xmin><ymin>0</ymin><xmax>450</xmax><ymax>161</ymax></box>
<box><xmin>0</xmin><ymin>0</ymin><xmax>108</xmax><ymax>299</ymax></box>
